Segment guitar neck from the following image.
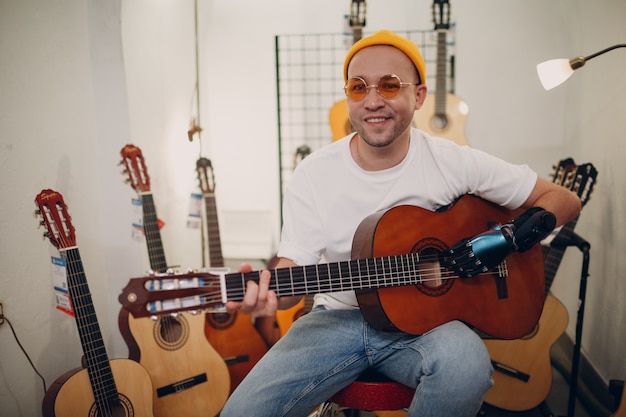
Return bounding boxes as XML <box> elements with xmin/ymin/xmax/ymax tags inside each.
<box><xmin>203</xmin><ymin>193</ymin><xmax>224</xmax><ymax>268</ymax></box>
<box><xmin>62</xmin><ymin>247</ymin><xmax>121</xmax><ymax>412</ymax></box>
<box><xmin>140</xmin><ymin>193</ymin><xmax>168</xmax><ymax>272</ymax></box>
<box><xmin>226</xmin><ymin>252</ymin><xmax>445</xmax><ymax>300</ymax></box>
<box><xmin>543</xmin><ymin>217</ymin><xmax>580</xmax><ymax>293</ymax></box>
<box><xmin>434</xmin><ymin>30</ymin><xmax>448</xmax><ymax>115</ymax></box>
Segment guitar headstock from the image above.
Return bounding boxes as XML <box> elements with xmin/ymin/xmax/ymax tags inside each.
<box><xmin>349</xmin><ymin>0</ymin><xmax>366</xmax><ymax>29</ymax></box>
<box><xmin>120</xmin><ymin>144</ymin><xmax>151</xmax><ymax>193</ymax></box>
<box><xmin>35</xmin><ymin>189</ymin><xmax>76</xmax><ymax>249</ymax></box>
<box><xmin>550</xmin><ymin>158</ymin><xmax>598</xmax><ymax>208</ymax></box>
<box><xmin>293</xmin><ymin>145</ymin><xmax>311</xmax><ymax>169</ymax></box>
<box><xmin>196</xmin><ymin>157</ymin><xmax>216</xmax><ymax>194</ymax></box>
<box><xmin>432</xmin><ymin>0</ymin><xmax>451</xmax><ymax>31</ymax></box>
<box><xmin>119</xmin><ymin>271</ymin><xmax>226</xmax><ymax>318</ymax></box>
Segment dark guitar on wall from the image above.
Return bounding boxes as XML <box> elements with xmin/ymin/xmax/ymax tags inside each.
<box><xmin>36</xmin><ymin>189</ymin><xmax>154</xmax><ymax>417</ymax></box>
<box><xmin>256</xmin><ymin>144</ymin><xmax>313</xmax><ymax>345</ymax></box>
<box><xmin>118</xmin><ymin>145</ymin><xmax>230</xmax><ymax>417</ymax></box>
<box><xmin>412</xmin><ymin>0</ymin><xmax>469</xmax><ymax>146</ymax></box>
<box><xmin>483</xmin><ymin>158</ymin><xmax>598</xmax><ymax>411</ymax></box>
<box><xmin>120</xmin><ymin>195</ymin><xmax>546</xmax><ymax>341</ymax></box>
<box><xmin>196</xmin><ymin>157</ymin><xmax>269</xmax><ymax>393</ymax></box>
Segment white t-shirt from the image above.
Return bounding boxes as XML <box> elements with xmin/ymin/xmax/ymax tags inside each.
<box><xmin>277</xmin><ymin>128</ymin><xmax>537</xmax><ymax>310</ymax></box>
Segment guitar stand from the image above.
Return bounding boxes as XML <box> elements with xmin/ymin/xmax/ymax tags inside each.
<box><xmin>549</xmin><ymin>230</ymin><xmax>591</xmax><ymax>417</ymax></box>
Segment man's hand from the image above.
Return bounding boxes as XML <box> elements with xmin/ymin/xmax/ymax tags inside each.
<box><xmin>225</xmin><ymin>263</ymin><xmax>279</xmax><ymax>318</ymax></box>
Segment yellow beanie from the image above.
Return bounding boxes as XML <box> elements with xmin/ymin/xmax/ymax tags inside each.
<box><xmin>343</xmin><ymin>30</ymin><xmax>427</xmax><ymax>84</ymax></box>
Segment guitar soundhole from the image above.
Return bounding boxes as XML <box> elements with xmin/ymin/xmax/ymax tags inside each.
<box><xmin>88</xmin><ymin>393</ymin><xmax>134</xmax><ymax>416</ymax></box>
<box><xmin>431</xmin><ymin>114</ymin><xmax>449</xmax><ymax>131</ymax></box>
<box><xmin>413</xmin><ymin>239</ymin><xmax>454</xmax><ymax>296</ymax></box>
<box><xmin>153</xmin><ymin>314</ymin><xmax>190</xmax><ymax>351</ymax></box>
<box><xmin>206</xmin><ymin>311</ymin><xmax>237</xmax><ymax>330</ymax></box>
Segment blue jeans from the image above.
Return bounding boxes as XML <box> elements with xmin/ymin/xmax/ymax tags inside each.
<box><xmin>220</xmin><ymin>307</ymin><xmax>493</xmax><ymax>417</ymax></box>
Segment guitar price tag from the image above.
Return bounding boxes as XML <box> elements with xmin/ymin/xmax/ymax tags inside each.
<box><xmin>131</xmin><ymin>197</ymin><xmax>144</xmax><ymax>241</ymax></box>
<box><xmin>187</xmin><ymin>193</ymin><xmax>202</xmax><ymax>229</ymax></box>
<box><xmin>50</xmin><ymin>256</ymin><xmax>74</xmax><ymax>317</ymax></box>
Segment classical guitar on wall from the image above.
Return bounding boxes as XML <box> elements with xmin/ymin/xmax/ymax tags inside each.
<box><xmin>329</xmin><ymin>0</ymin><xmax>366</xmax><ymax>142</ymax></box>
<box><xmin>196</xmin><ymin>157</ymin><xmax>269</xmax><ymax>393</ymax></box>
<box><xmin>413</xmin><ymin>0</ymin><xmax>469</xmax><ymax>146</ymax></box>
<box><xmin>36</xmin><ymin>189</ymin><xmax>154</xmax><ymax>417</ymax></box>
<box><xmin>120</xmin><ymin>195</ymin><xmax>546</xmax><ymax>342</ymax></box>
<box><xmin>118</xmin><ymin>145</ymin><xmax>230</xmax><ymax>417</ymax></box>
<box><xmin>483</xmin><ymin>158</ymin><xmax>598</xmax><ymax>411</ymax></box>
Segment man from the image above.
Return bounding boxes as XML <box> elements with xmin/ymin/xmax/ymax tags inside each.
<box><xmin>220</xmin><ymin>30</ymin><xmax>581</xmax><ymax>417</ymax></box>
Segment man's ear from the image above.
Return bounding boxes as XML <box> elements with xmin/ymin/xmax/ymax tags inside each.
<box><xmin>414</xmin><ymin>84</ymin><xmax>428</xmax><ymax>110</ymax></box>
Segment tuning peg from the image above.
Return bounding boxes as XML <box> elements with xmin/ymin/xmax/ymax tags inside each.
<box><xmin>33</xmin><ymin>209</ymin><xmax>41</xmax><ymax>218</ymax></box>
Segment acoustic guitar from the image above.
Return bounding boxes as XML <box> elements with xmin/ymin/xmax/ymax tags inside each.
<box><xmin>196</xmin><ymin>157</ymin><xmax>269</xmax><ymax>393</ymax></box>
<box><xmin>413</xmin><ymin>0</ymin><xmax>469</xmax><ymax>146</ymax></box>
<box><xmin>119</xmin><ymin>195</ymin><xmax>546</xmax><ymax>341</ymax></box>
<box><xmin>483</xmin><ymin>159</ymin><xmax>597</xmax><ymax>411</ymax></box>
<box><xmin>36</xmin><ymin>189</ymin><xmax>154</xmax><ymax>417</ymax></box>
<box><xmin>118</xmin><ymin>145</ymin><xmax>230</xmax><ymax>417</ymax></box>
<box><xmin>329</xmin><ymin>0</ymin><xmax>366</xmax><ymax>142</ymax></box>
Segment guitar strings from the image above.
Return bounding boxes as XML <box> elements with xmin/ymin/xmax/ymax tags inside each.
<box><xmin>134</xmin><ymin>252</ymin><xmax>507</xmax><ymax>315</ymax></box>
<box><xmin>62</xmin><ymin>245</ymin><xmax>120</xmax><ymax>416</ymax></box>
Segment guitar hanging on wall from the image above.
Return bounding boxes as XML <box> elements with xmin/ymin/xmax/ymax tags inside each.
<box><xmin>196</xmin><ymin>157</ymin><xmax>269</xmax><ymax>393</ymax></box>
<box><xmin>36</xmin><ymin>189</ymin><xmax>154</xmax><ymax>417</ymax></box>
<box><xmin>413</xmin><ymin>0</ymin><xmax>469</xmax><ymax>146</ymax></box>
<box><xmin>329</xmin><ymin>0</ymin><xmax>366</xmax><ymax>142</ymax></box>
<box><xmin>483</xmin><ymin>158</ymin><xmax>597</xmax><ymax>411</ymax></box>
<box><xmin>118</xmin><ymin>145</ymin><xmax>230</xmax><ymax>417</ymax></box>
<box><xmin>256</xmin><ymin>144</ymin><xmax>313</xmax><ymax>346</ymax></box>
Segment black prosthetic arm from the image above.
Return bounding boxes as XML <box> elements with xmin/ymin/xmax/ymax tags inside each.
<box><xmin>442</xmin><ymin>207</ymin><xmax>556</xmax><ymax>277</ymax></box>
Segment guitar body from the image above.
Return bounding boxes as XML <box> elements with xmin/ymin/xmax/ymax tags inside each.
<box><xmin>329</xmin><ymin>99</ymin><xmax>352</xmax><ymax>142</ymax></box>
<box><xmin>119</xmin><ymin>309</ymin><xmax>230</xmax><ymax>417</ymax></box>
<box><xmin>205</xmin><ymin>311</ymin><xmax>268</xmax><ymax>393</ymax></box>
<box><xmin>483</xmin><ymin>294</ymin><xmax>568</xmax><ymax>410</ymax></box>
<box><xmin>413</xmin><ymin>93</ymin><xmax>469</xmax><ymax>146</ymax></box>
<box><xmin>354</xmin><ymin>195</ymin><xmax>545</xmax><ymax>340</ymax></box>
<box><xmin>276</xmin><ymin>299</ymin><xmax>307</xmax><ymax>335</ymax></box>
<box><xmin>43</xmin><ymin>359</ymin><xmax>154</xmax><ymax>417</ymax></box>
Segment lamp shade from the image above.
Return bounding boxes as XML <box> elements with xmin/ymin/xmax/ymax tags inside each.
<box><xmin>536</xmin><ymin>59</ymin><xmax>576</xmax><ymax>90</ymax></box>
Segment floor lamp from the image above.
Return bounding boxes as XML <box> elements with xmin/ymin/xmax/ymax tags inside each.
<box><xmin>536</xmin><ymin>44</ymin><xmax>625</xmax><ymax>417</ymax></box>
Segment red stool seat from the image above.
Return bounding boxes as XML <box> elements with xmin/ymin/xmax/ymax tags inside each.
<box><xmin>328</xmin><ymin>369</ymin><xmax>416</xmax><ymax>411</ymax></box>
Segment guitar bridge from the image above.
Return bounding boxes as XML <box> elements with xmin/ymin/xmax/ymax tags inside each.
<box><xmin>494</xmin><ymin>261</ymin><xmax>509</xmax><ymax>299</ymax></box>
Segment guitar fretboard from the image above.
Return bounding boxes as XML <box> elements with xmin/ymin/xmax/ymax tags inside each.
<box><xmin>140</xmin><ymin>193</ymin><xmax>167</xmax><ymax>272</ymax></box>
<box><xmin>62</xmin><ymin>247</ymin><xmax>121</xmax><ymax>413</ymax></box>
<box><xmin>224</xmin><ymin>252</ymin><xmax>505</xmax><ymax>300</ymax></box>
<box><xmin>203</xmin><ymin>192</ymin><xmax>224</xmax><ymax>268</ymax></box>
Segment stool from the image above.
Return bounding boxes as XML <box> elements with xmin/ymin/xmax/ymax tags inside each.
<box><xmin>316</xmin><ymin>369</ymin><xmax>416</xmax><ymax>416</ymax></box>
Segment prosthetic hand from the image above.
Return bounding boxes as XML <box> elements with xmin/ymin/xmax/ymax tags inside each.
<box><xmin>442</xmin><ymin>207</ymin><xmax>557</xmax><ymax>278</ymax></box>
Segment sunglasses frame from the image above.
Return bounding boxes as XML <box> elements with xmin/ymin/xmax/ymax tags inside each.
<box><xmin>343</xmin><ymin>74</ymin><xmax>417</xmax><ymax>101</ymax></box>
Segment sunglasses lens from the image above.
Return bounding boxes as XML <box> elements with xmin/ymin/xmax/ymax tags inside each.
<box><xmin>344</xmin><ymin>75</ymin><xmax>405</xmax><ymax>101</ymax></box>
<box><xmin>345</xmin><ymin>78</ymin><xmax>367</xmax><ymax>101</ymax></box>
<box><xmin>378</xmin><ymin>75</ymin><xmax>402</xmax><ymax>98</ymax></box>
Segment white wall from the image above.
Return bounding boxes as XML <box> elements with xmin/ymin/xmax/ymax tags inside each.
<box><xmin>1</xmin><ymin>0</ymin><xmax>625</xmax><ymax>416</ymax></box>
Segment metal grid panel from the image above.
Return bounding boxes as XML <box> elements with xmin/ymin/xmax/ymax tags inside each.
<box><xmin>275</xmin><ymin>29</ymin><xmax>454</xmax><ymax>221</ymax></box>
